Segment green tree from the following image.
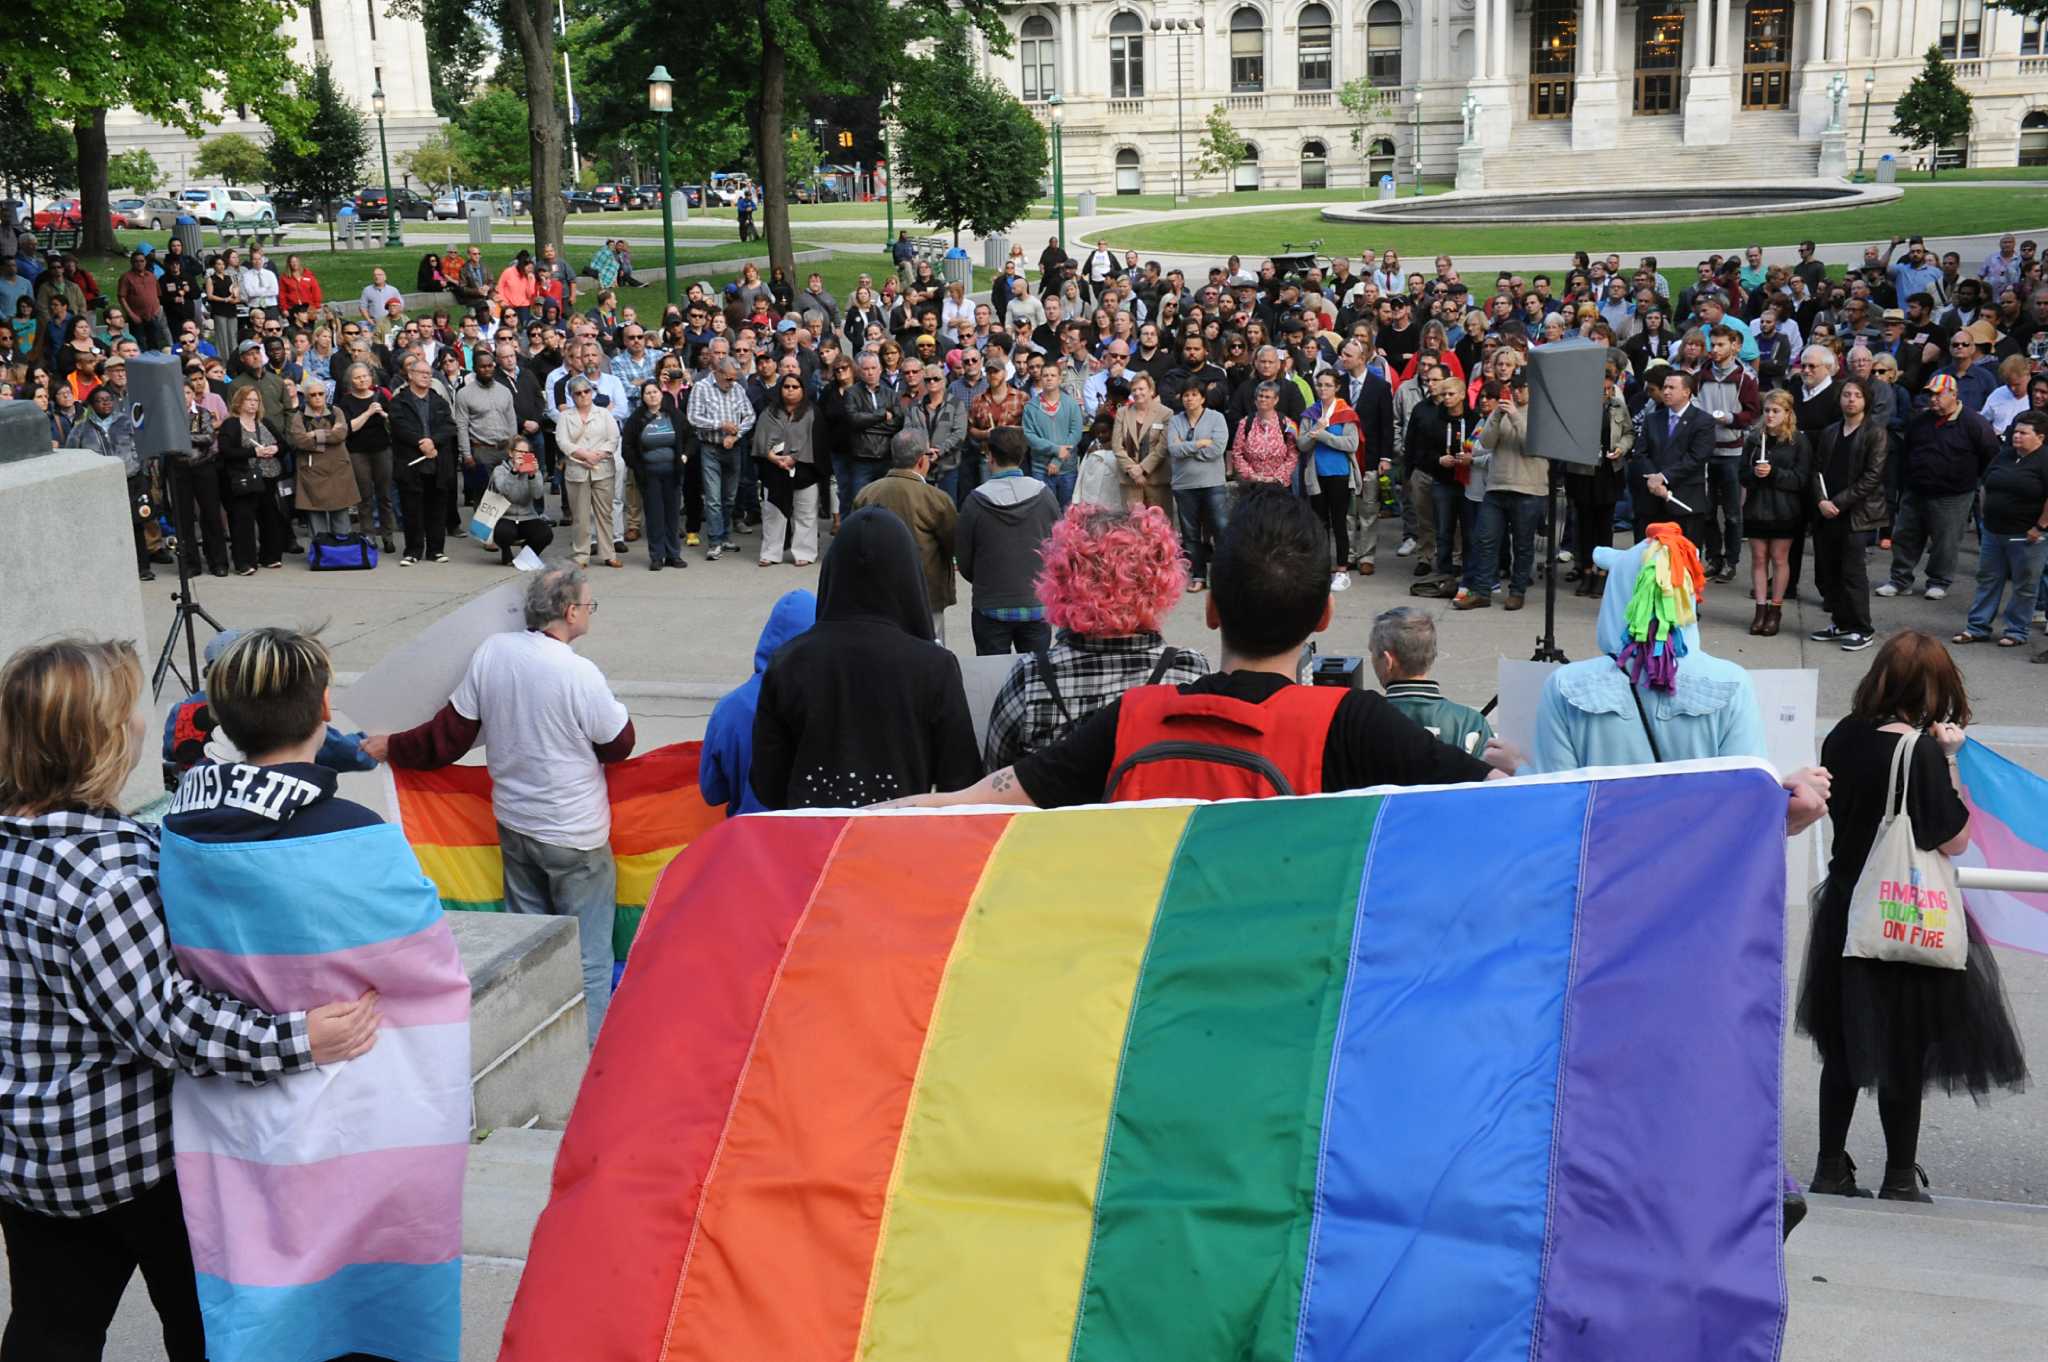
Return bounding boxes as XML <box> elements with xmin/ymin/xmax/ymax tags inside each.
<box><xmin>0</xmin><ymin>94</ymin><xmax>78</xmax><ymax>201</ymax></box>
<box><xmin>1890</xmin><ymin>45</ymin><xmax>1973</xmax><ymax>178</ymax></box>
<box><xmin>403</xmin><ymin>134</ymin><xmax>468</xmax><ymax>192</ymax></box>
<box><xmin>785</xmin><ymin>124</ymin><xmax>823</xmax><ymax>193</ymax></box>
<box><xmin>0</xmin><ymin>0</ymin><xmax>307</xmax><ymax>253</ymax></box>
<box><xmin>1336</xmin><ymin>77</ymin><xmax>1396</xmax><ymax>188</ymax></box>
<box><xmin>107</xmin><ymin>149</ymin><xmax>163</xmax><ymax>193</ymax></box>
<box><xmin>452</xmin><ymin>86</ymin><xmax>535</xmax><ymax>192</ymax></box>
<box><xmin>195</xmin><ymin>132</ymin><xmax>268</xmax><ymax>185</ymax></box>
<box><xmin>265</xmin><ymin>61</ymin><xmax>369</xmax><ymax>247</ymax></box>
<box><xmin>1194</xmin><ymin>105</ymin><xmax>1248</xmax><ymax>187</ymax></box>
<box><xmin>894</xmin><ymin>35</ymin><xmax>1045</xmax><ymax>244</ymax></box>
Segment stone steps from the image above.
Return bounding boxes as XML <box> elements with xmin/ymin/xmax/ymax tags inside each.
<box><xmin>1484</xmin><ymin>110</ymin><xmax>1818</xmax><ymax>189</ymax></box>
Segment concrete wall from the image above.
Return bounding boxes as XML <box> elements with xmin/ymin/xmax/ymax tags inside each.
<box><xmin>0</xmin><ymin>402</ymin><xmax>160</xmax><ymax>811</ymax></box>
<box><xmin>451</xmin><ymin>912</ymin><xmax>589</xmax><ymax>1132</ymax></box>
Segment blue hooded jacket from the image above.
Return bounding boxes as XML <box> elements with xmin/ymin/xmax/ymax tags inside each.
<box><xmin>699</xmin><ymin>590</ymin><xmax>817</xmax><ymax>815</ymax></box>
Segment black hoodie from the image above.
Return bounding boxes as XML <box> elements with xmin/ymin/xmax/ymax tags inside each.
<box><xmin>750</xmin><ymin>509</ymin><xmax>981</xmax><ymax>808</ymax></box>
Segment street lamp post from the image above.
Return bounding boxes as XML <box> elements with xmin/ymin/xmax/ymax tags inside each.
<box><xmin>648</xmin><ymin>66</ymin><xmax>677</xmax><ymax>310</ymax></box>
<box><xmin>1151</xmin><ymin>17</ymin><xmax>1205</xmax><ymax>204</ymax></box>
<box><xmin>1049</xmin><ymin>95</ymin><xmax>1066</xmax><ymax>253</ymax></box>
<box><xmin>371</xmin><ymin>82</ymin><xmax>402</xmax><ymax>248</ymax></box>
<box><xmin>882</xmin><ymin>115</ymin><xmax>896</xmax><ymax>251</ymax></box>
<box><xmin>1856</xmin><ymin>66</ymin><xmax>1877</xmax><ymax>182</ymax></box>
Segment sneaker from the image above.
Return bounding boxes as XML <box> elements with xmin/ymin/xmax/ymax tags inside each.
<box><xmin>1396</xmin><ymin>537</ymin><xmax>1417</xmax><ymax>557</ymax></box>
<box><xmin>1923</xmin><ymin>585</ymin><xmax>1947</xmax><ymax>601</ymax></box>
<box><xmin>1874</xmin><ymin>582</ymin><xmax>1902</xmax><ymax>598</ymax></box>
<box><xmin>1451</xmin><ymin>590</ymin><xmax>1492</xmax><ymax>611</ymax></box>
<box><xmin>399</xmin><ymin>556</ymin><xmax>417</xmax><ymax>566</ymax></box>
<box><xmin>687</xmin><ymin>532</ymin><xmax>701</xmax><ymax>547</ymax></box>
<box><xmin>1330</xmin><ymin>571</ymin><xmax>1351</xmax><ymax>593</ymax></box>
<box><xmin>2033</xmin><ymin>611</ymin><xmax>2047</xmax><ymax>628</ymax></box>
<box><xmin>1840</xmin><ymin>632</ymin><xmax>1876</xmax><ymax>652</ymax></box>
<box><xmin>1413</xmin><ymin>560</ymin><xmax>1434</xmax><ymax>577</ymax></box>
<box><xmin>706</xmin><ymin>544</ymin><xmax>724</xmax><ymax>561</ymax></box>
<box><xmin>431</xmin><ymin>553</ymin><xmax>450</xmax><ymax>564</ymax></box>
<box><xmin>1555</xmin><ymin>548</ymin><xmax>1573</xmax><ymax>564</ymax></box>
<box><xmin>1809</xmin><ymin>626</ymin><xmax>1846</xmax><ymax>642</ymax></box>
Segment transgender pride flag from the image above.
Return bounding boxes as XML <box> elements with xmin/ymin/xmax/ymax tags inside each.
<box><xmin>1954</xmin><ymin>738</ymin><xmax>2048</xmax><ymax>955</ymax></box>
<box><xmin>502</xmin><ymin>761</ymin><xmax>1791</xmax><ymax>1362</ymax></box>
<box><xmin>160</xmin><ymin>821</ymin><xmax>471</xmax><ymax>1362</ymax></box>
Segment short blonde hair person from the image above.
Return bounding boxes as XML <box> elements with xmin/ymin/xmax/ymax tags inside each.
<box><xmin>0</xmin><ymin>638</ymin><xmax>145</xmax><ymax>815</ymax></box>
<box><xmin>206</xmin><ymin>628</ymin><xmax>333</xmax><ymax>759</ymax></box>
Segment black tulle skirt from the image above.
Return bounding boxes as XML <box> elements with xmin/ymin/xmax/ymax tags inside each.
<box><xmin>1795</xmin><ymin>875</ymin><xmax>2029</xmax><ymax>1098</ymax></box>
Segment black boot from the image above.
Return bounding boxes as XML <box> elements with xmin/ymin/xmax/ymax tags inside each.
<box><xmin>1878</xmin><ymin>1164</ymin><xmax>1934</xmax><ymax>1203</ymax></box>
<box><xmin>1782</xmin><ymin>1191</ymin><xmax>1808</xmax><ymax>1241</ymax></box>
<box><xmin>1808</xmin><ymin>1151</ymin><xmax>1874</xmax><ymax>1198</ymax></box>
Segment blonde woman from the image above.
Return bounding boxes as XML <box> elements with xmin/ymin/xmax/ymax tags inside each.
<box><xmin>1740</xmin><ymin>390</ymin><xmax>1813</xmax><ymax>637</ymax></box>
<box><xmin>0</xmin><ymin>638</ymin><xmax>376</xmax><ymax>1361</ymax></box>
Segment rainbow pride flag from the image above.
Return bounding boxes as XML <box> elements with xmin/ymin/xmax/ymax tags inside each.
<box><xmin>1954</xmin><ymin>738</ymin><xmax>2048</xmax><ymax>955</ymax></box>
<box><xmin>500</xmin><ymin>762</ymin><xmax>1791</xmax><ymax>1362</ymax></box>
<box><xmin>389</xmin><ymin>741</ymin><xmax>721</xmax><ymax>961</ymax></box>
<box><xmin>160</xmin><ymin>819</ymin><xmax>470</xmax><ymax>1362</ymax></box>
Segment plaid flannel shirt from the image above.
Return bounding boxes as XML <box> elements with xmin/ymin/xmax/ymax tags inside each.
<box><xmin>980</xmin><ymin>631</ymin><xmax>1212</xmax><ymax>771</ymax></box>
<box><xmin>0</xmin><ymin>810</ymin><xmax>310</xmax><ymax>1217</ymax></box>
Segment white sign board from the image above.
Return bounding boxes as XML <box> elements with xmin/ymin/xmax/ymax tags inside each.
<box><xmin>334</xmin><ymin>579</ymin><xmax>528</xmax><ymax>734</ymax></box>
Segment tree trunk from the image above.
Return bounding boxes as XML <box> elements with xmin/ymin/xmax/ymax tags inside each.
<box><xmin>754</xmin><ymin>1</ymin><xmax>794</xmax><ymax>283</ymax></box>
<box><xmin>504</xmin><ymin>0</ymin><xmax>566</xmax><ymax>261</ymax></box>
<box><xmin>75</xmin><ymin>109</ymin><xmax>117</xmax><ymax>256</ymax></box>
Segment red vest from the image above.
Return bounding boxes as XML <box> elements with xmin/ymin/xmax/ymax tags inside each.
<box><xmin>1104</xmin><ymin>682</ymin><xmax>1348</xmax><ymax>803</ymax></box>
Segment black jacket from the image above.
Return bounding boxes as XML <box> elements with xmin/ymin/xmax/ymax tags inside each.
<box><xmin>620</xmin><ymin>393</ymin><xmax>690</xmax><ymax>477</ymax></box>
<box><xmin>1738</xmin><ymin>429</ymin><xmax>1811</xmax><ymax>528</ymax></box>
<box><xmin>1900</xmin><ymin>406</ymin><xmax>2001</xmax><ymax>498</ymax></box>
<box><xmin>842</xmin><ymin>382</ymin><xmax>901</xmax><ymax>461</ymax></box>
<box><xmin>1224</xmin><ymin>371</ymin><xmax>1307</xmax><ymax>432</ymax></box>
<box><xmin>1811</xmin><ymin>419</ymin><xmax>1889</xmax><ymax>532</ymax></box>
<box><xmin>1403</xmin><ymin>400</ymin><xmax>1475</xmax><ymax>486</ymax></box>
<box><xmin>388</xmin><ymin>384</ymin><xmax>459</xmax><ymax>488</ymax></box>
<box><xmin>1160</xmin><ymin>360</ymin><xmax>1229</xmax><ymax>415</ymax></box>
<box><xmin>1631</xmin><ymin>402</ymin><xmax>1716</xmax><ymax>511</ymax></box>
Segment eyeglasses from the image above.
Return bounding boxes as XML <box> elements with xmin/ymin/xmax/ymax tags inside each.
<box><xmin>571</xmin><ymin>599</ymin><xmax>598</xmax><ymax>614</ymax></box>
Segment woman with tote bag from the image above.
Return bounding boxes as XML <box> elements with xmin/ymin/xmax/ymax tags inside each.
<box><xmin>1795</xmin><ymin>631</ymin><xmax>2027</xmax><ymax>1204</ymax></box>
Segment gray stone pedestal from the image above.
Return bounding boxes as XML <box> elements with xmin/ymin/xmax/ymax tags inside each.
<box><xmin>1456</xmin><ymin>145</ymin><xmax>1488</xmax><ymax>193</ymax></box>
<box><xmin>1818</xmin><ymin>130</ymin><xmax>1849</xmax><ymax>180</ymax></box>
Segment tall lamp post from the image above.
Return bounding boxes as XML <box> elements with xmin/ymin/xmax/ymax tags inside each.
<box><xmin>371</xmin><ymin>82</ymin><xmax>402</xmax><ymax>248</ymax></box>
<box><xmin>1151</xmin><ymin>16</ymin><xmax>1205</xmax><ymax>204</ymax></box>
<box><xmin>1049</xmin><ymin>95</ymin><xmax>1066</xmax><ymax>253</ymax></box>
<box><xmin>648</xmin><ymin>66</ymin><xmax>677</xmax><ymax>309</ymax></box>
<box><xmin>1855</xmin><ymin>66</ymin><xmax>1877</xmax><ymax>182</ymax></box>
<box><xmin>882</xmin><ymin>91</ymin><xmax>896</xmax><ymax>251</ymax></box>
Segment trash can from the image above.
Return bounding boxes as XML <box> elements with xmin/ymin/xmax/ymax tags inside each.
<box><xmin>943</xmin><ymin>250</ymin><xmax>973</xmax><ymax>291</ymax></box>
<box><xmin>172</xmin><ymin>219</ymin><xmax>202</xmax><ymax>256</ymax></box>
<box><xmin>673</xmin><ymin>190</ymin><xmax>689</xmax><ymax>222</ymax></box>
<box><xmin>983</xmin><ymin>233</ymin><xmax>1009</xmax><ymax>270</ymax></box>
<box><xmin>1077</xmin><ymin>190</ymin><xmax>1098</xmax><ymax>217</ymax></box>
<box><xmin>467</xmin><ymin>201</ymin><xmax>493</xmax><ymax>244</ymax></box>
<box><xmin>1875</xmin><ymin>153</ymin><xmax>1897</xmax><ymax>184</ymax></box>
<box><xmin>1378</xmin><ymin>175</ymin><xmax>1397</xmax><ymax>201</ymax></box>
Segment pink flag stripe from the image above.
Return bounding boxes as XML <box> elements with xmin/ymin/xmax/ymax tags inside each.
<box><xmin>1954</xmin><ymin>802</ymin><xmax>2048</xmax><ymax>956</ymax></box>
<box><xmin>177</xmin><ymin>1145</ymin><xmax>468</xmax><ymax>1288</ymax></box>
<box><xmin>173</xmin><ymin>923</ymin><xmax>472</xmax><ymax>1029</ymax></box>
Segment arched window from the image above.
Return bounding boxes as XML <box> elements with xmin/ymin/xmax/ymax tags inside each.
<box><xmin>1299</xmin><ymin>139</ymin><xmax>1328</xmax><ymax>189</ymax></box>
<box><xmin>1235</xmin><ymin>142</ymin><xmax>1261</xmax><ymax>191</ymax></box>
<box><xmin>1231</xmin><ymin>7</ymin><xmax>1267</xmax><ymax>92</ymax></box>
<box><xmin>1021</xmin><ymin>15</ymin><xmax>1057</xmax><ymax>101</ymax></box>
<box><xmin>1366</xmin><ymin>135</ymin><xmax>1396</xmax><ymax>183</ymax></box>
<box><xmin>1115</xmin><ymin>147</ymin><xmax>1143</xmax><ymax>194</ymax></box>
<box><xmin>1367</xmin><ymin>2</ymin><xmax>1404</xmax><ymax>87</ymax></box>
<box><xmin>1939</xmin><ymin>0</ymin><xmax>1982</xmax><ymax>58</ymax></box>
<box><xmin>1110</xmin><ymin>11</ymin><xmax>1146</xmax><ymax>99</ymax></box>
<box><xmin>2020</xmin><ymin>111</ymin><xmax>2048</xmax><ymax>167</ymax></box>
<box><xmin>1299</xmin><ymin>4</ymin><xmax>1334</xmax><ymax>90</ymax></box>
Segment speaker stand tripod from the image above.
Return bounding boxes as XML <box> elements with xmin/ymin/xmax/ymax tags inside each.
<box><xmin>150</xmin><ymin>459</ymin><xmax>228</xmax><ymax>699</ymax></box>
<box><xmin>1530</xmin><ymin>466</ymin><xmax>1570</xmax><ymax>665</ymax></box>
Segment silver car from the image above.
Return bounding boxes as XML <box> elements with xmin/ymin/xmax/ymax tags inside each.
<box><xmin>118</xmin><ymin>195</ymin><xmax>185</xmax><ymax>230</ymax></box>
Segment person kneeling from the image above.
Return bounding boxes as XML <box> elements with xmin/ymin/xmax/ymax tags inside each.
<box><xmin>489</xmin><ymin>439</ymin><xmax>557</xmax><ymax>565</ymax></box>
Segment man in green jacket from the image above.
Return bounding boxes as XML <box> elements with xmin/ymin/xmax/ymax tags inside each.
<box><xmin>1370</xmin><ymin>607</ymin><xmax>1494</xmax><ymax>758</ymax></box>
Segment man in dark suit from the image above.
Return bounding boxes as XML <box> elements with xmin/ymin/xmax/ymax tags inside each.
<box><xmin>1630</xmin><ymin>367</ymin><xmax>1714</xmax><ymax>543</ymax></box>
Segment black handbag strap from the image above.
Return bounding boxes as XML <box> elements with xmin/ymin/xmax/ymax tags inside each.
<box><xmin>1622</xmin><ymin>661</ymin><xmax>1663</xmax><ymax>764</ymax></box>
<box><xmin>1033</xmin><ymin>649</ymin><xmax>1075</xmax><ymax>728</ymax></box>
<box><xmin>1146</xmin><ymin>647</ymin><xmax>1186</xmax><ymax>685</ymax></box>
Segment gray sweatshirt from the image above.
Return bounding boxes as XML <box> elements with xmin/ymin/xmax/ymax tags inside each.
<box><xmin>1166</xmin><ymin>409</ymin><xmax>1229</xmax><ymax>490</ymax></box>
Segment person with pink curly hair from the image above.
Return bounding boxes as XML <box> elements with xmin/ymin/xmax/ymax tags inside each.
<box><xmin>980</xmin><ymin>502</ymin><xmax>1212</xmax><ymax>770</ymax></box>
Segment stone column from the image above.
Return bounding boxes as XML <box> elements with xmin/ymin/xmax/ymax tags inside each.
<box><xmin>1717</xmin><ymin>0</ymin><xmax>1735</xmax><ymax>69</ymax></box>
<box><xmin>1495</xmin><ymin>0</ymin><xmax>1511</xmax><ymax>79</ymax></box>
<box><xmin>1579</xmin><ymin>0</ymin><xmax>1596</xmax><ymax>75</ymax></box>
<box><xmin>1573</xmin><ymin>0</ymin><xmax>1623</xmax><ymax>148</ymax></box>
<box><xmin>1692</xmin><ymin>0</ymin><xmax>1713</xmax><ymax>72</ymax></box>
<box><xmin>1603</xmin><ymin>0</ymin><xmax>1620</xmax><ymax>76</ymax></box>
<box><xmin>1684</xmin><ymin>0</ymin><xmax>1735</xmax><ymax>141</ymax></box>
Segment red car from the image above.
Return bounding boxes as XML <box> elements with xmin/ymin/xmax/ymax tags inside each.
<box><xmin>31</xmin><ymin>199</ymin><xmax>125</xmax><ymax>235</ymax></box>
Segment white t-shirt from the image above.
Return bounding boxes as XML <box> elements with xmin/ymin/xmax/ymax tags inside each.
<box><xmin>451</xmin><ymin>630</ymin><xmax>629</xmax><ymax>850</ymax></box>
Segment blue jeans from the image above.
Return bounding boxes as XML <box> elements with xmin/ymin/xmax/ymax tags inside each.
<box><xmin>498</xmin><ymin>823</ymin><xmax>616</xmax><ymax>1047</ymax></box>
<box><xmin>845</xmin><ymin>458</ymin><xmax>886</xmax><ymax>509</ymax></box>
<box><xmin>1466</xmin><ymin>490</ymin><xmax>1542</xmax><ymax>597</ymax></box>
<box><xmin>1706</xmin><ymin>457</ymin><xmax>1744</xmax><ymax>567</ymax></box>
<box><xmin>1174</xmin><ymin>485</ymin><xmax>1230</xmax><ymax>584</ymax></box>
<box><xmin>970</xmin><ymin>611</ymin><xmax>1052</xmax><ymax>656</ymax></box>
<box><xmin>1965</xmin><ymin>530</ymin><xmax>2047</xmax><ymax>643</ymax></box>
<box><xmin>1887</xmin><ymin>489</ymin><xmax>1973</xmax><ymax>591</ymax></box>
<box><xmin>1047</xmin><ymin>462</ymin><xmax>1077</xmax><ymax>509</ymax></box>
<box><xmin>701</xmin><ymin>440</ymin><xmax>742</xmax><ymax>546</ymax></box>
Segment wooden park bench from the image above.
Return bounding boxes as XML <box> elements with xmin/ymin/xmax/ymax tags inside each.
<box><xmin>335</xmin><ymin>216</ymin><xmax>389</xmax><ymax>251</ymax></box>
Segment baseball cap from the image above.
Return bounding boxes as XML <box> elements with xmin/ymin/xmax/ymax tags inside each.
<box><xmin>775</xmin><ymin>317</ymin><xmax>797</xmax><ymax>332</ymax></box>
<box><xmin>203</xmin><ymin>628</ymin><xmax>246</xmax><ymax>668</ymax></box>
<box><xmin>236</xmin><ymin>339</ymin><xmax>262</xmax><ymax>354</ymax></box>
<box><xmin>1923</xmin><ymin>372</ymin><xmax>1957</xmax><ymax>397</ymax></box>
<box><xmin>1880</xmin><ymin>308</ymin><xmax>1906</xmax><ymax>322</ymax></box>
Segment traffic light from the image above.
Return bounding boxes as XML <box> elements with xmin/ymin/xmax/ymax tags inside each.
<box><xmin>834</xmin><ymin>128</ymin><xmax>855</xmax><ymax>151</ymax></box>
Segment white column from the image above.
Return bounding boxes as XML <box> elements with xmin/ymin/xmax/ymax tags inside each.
<box><xmin>1477</xmin><ymin>0</ymin><xmax>1494</xmax><ymax>78</ymax></box>
<box><xmin>1718</xmin><ymin>0</ymin><xmax>1734</xmax><ymax>68</ymax></box>
<box><xmin>1579</xmin><ymin>0</ymin><xmax>1596</xmax><ymax>75</ymax></box>
<box><xmin>1821</xmin><ymin>0</ymin><xmax>1836</xmax><ymax>63</ymax></box>
<box><xmin>1603</xmin><ymin>0</ymin><xmax>1620</xmax><ymax>75</ymax></box>
<box><xmin>1418</xmin><ymin>12</ymin><xmax>1435</xmax><ymax>83</ymax></box>
<box><xmin>1693</xmin><ymin>0</ymin><xmax>1713</xmax><ymax>71</ymax></box>
<box><xmin>1066</xmin><ymin>3</ymin><xmax>1083</xmax><ymax>97</ymax></box>
<box><xmin>1495</xmin><ymin>0</ymin><xmax>1511</xmax><ymax>78</ymax></box>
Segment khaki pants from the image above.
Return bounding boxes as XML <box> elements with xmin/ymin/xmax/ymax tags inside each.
<box><xmin>622</xmin><ymin>468</ymin><xmax>643</xmax><ymax>536</ymax></box>
<box><xmin>760</xmin><ymin>484</ymin><xmax>819</xmax><ymax>565</ymax></box>
<box><xmin>566</xmin><ymin>470</ymin><xmax>616</xmax><ymax>564</ymax></box>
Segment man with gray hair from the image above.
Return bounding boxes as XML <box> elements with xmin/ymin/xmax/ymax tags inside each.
<box><xmin>366</xmin><ymin>564</ymin><xmax>634</xmax><ymax>1045</ymax></box>
<box><xmin>1370</xmin><ymin>607</ymin><xmax>1494</xmax><ymax>757</ymax></box>
<box><xmin>856</xmin><ymin>428</ymin><xmax>960</xmax><ymax>640</ymax></box>
<box><xmin>688</xmin><ymin>355</ymin><xmax>756</xmax><ymax>560</ymax></box>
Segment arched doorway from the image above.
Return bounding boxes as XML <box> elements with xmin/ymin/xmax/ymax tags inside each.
<box><xmin>1366</xmin><ymin>136</ymin><xmax>1396</xmax><ymax>184</ymax></box>
<box><xmin>1741</xmin><ymin>1</ymin><xmax>1794</xmax><ymax>109</ymax></box>
<box><xmin>2022</xmin><ymin>111</ymin><xmax>2048</xmax><ymax>168</ymax></box>
<box><xmin>1529</xmin><ymin>0</ymin><xmax>1578</xmax><ymax>120</ymax></box>
<box><xmin>1300</xmin><ymin>140</ymin><xmax>1328</xmax><ymax>189</ymax></box>
<box><xmin>1634</xmin><ymin>2</ymin><xmax>1686</xmax><ymax>115</ymax></box>
<box><xmin>1115</xmin><ymin>147</ymin><xmax>1143</xmax><ymax>194</ymax></box>
<box><xmin>1235</xmin><ymin>143</ymin><xmax>1261</xmax><ymax>191</ymax></box>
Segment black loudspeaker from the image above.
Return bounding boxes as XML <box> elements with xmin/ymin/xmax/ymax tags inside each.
<box><xmin>126</xmin><ymin>352</ymin><xmax>193</xmax><ymax>461</ymax></box>
<box><xmin>1310</xmin><ymin>655</ymin><xmax>1366</xmax><ymax>689</ymax></box>
<box><xmin>1523</xmin><ymin>338</ymin><xmax>1609</xmax><ymax>469</ymax></box>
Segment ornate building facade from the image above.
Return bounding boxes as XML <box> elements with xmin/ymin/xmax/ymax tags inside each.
<box><xmin>980</xmin><ymin>1</ymin><xmax>2048</xmax><ymax>194</ymax></box>
<box><xmin>105</xmin><ymin>0</ymin><xmax>440</xmax><ymax>183</ymax></box>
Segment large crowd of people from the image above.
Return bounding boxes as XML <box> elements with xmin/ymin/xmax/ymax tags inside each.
<box><xmin>4</xmin><ymin>206</ymin><xmax>2044</xmax><ymax>654</ymax></box>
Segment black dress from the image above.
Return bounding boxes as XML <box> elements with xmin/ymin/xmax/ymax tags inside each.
<box><xmin>1795</xmin><ymin>718</ymin><xmax>2028</xmax><ymax>1096</ymax></box>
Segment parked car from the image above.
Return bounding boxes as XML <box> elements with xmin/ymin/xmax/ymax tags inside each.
<box><xmin>431</xmin><ymin>189</ymin><xmax>463</xmax><ymax>219</ymax></box>
<box><xmin>177</xmin><ymin>185</ymin><xmax>277</xmax><ymax>226</ymax></box>
<box><xmin>561</xmin><ymin>189</ymin><xmax>602</xmax><ymax>214</ymax></box>
<box><xmin>34</xmin><ymin>198</ymin><xmax>129</xmax><ymax>235</ymax></box>
<box><xmin>352</xmin><ymin>185</ymin><xmax>434</xmax><ymax>220</ymax></box>
<box><xmin>676</xmin><ymin>184</ymin><xmax>704</xmax><ymax>208</ymax></box>
<box><xmin>629</xmin><ymin>185</ymin><xmax>660</xmax><ymax>210</ymax></box>
<box><xmin>589</xmin><ymin>184</ymin><xmax>628</xmax><ymax>211</ymax></box>
<box><xmin>270</xmin><ymin>193</ymin><xmax>335</xmax><ymax>224</ymax></box>
<box><xmin>114</xmin><ymin>195</ymin><xmax>184</xmax><ymax>229</ymax></box>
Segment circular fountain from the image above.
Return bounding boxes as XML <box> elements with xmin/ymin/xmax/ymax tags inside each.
<box><xmin>1321</xmin><ymin>181</ymin><xmax>1900</xmax><ymax>226</ymax></box>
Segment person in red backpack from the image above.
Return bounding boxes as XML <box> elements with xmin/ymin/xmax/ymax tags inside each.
<box><xmin>887</xmin><ymin>487</ymin><xmax>1510</xmax><ymax>811</ymax></box>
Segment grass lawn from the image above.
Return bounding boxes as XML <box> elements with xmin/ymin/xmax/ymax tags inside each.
<box><xmin>1107</xmin><ymin>184</ymin><xmax>2048</xmax><ymax>259</ymax></box>
<box><xmin>1870</xmin><ymin>166</ymin><xmax>2048</xmax><ymax>183</ymax></box>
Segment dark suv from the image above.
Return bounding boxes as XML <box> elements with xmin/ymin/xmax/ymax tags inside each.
<box><xmin>353</xmin><ymin>185</ymin><xmax>434</xmax><ymax>220</ymax></box>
